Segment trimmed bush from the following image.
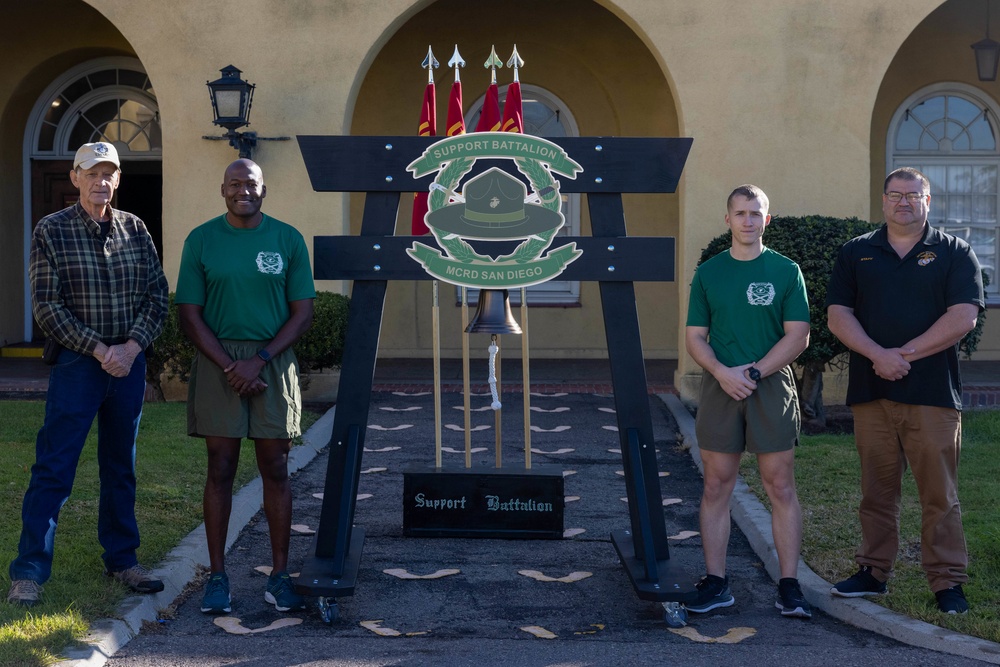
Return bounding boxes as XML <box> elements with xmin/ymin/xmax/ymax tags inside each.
<box><xmin>294</xmin><ymin>291</ymin><xmax>350</xmax><ymax>372</ymax></box>
<box><xmin>144</xmin><ymin>291</ymin><xmax>350</xmax><ymax>400</ymax></box>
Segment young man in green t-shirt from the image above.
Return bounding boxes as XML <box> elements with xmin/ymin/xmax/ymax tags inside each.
<box><xmin>176</xmin><ymin>159</ymin><xmax>316</xmax><ymax>615</ymax></box>
<box><xmin>685</xmin><ymin>184</ymin><xmax>812</xmax><ymax>619</ymax></box>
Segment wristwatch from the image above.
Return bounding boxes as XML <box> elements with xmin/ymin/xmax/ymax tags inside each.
<box><xmin>748</xmin><ymin>367</ymin><xmax>761</xmax><ymax>382</ymax></box>
<box><xmin>256</xmin><ymin>348</ymin><xmax>272</xmax><ymax>363</ymax></box>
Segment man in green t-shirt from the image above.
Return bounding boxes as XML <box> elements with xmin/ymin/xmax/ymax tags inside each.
<box><xmin>176</xmin><ymin>159</ymin><xmax>316</xmax><ymax>615</ymax></box>
<box><xmin>684</xmin><ymin>184</ymin><xmax>812</xmax><ymax>619</ymax></box>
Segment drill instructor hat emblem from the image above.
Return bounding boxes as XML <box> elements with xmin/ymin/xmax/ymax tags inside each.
<box><xmin>426</xmin><ymin>167</ymin><xmax>563</xmax><ymax>241</ymax></box>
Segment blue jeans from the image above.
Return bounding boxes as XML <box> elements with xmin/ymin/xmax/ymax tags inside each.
<box><xmin>9</xmin><ymin>347</ymin><xmax>147</xmax><ymax>584</ymax></box>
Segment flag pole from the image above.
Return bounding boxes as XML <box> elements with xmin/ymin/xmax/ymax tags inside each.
<box><xmin>419</xmin><ymin>46</ymin><xmax>443</xmax><ymax>468</ymax></box>
<box><xmin>462</xmin><ymin>287</ymin><xmax>472</xmax><ymax>468</ymax></box>
<box><xmin>501</xmin><ymin>45</ymin><xmax>531</xmax><ymax>469</ymax></box>
<box><xmin>445</xmin><ymin>46</ymin><xmax>470</xmax><ymax>470</ymax></box>
<box><xmin>521</xmin><ymin>288</ymin><xmax>531</xmax><ymax>469</ymax></box>
<box><xmin>494</xmin><ymin>333</ymin><xmax>502</xmax><ymax>469</ymax></box>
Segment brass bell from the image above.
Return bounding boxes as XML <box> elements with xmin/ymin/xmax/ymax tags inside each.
<box><xmin>465</xmin><ymin>289</ymin><xmax>522</xmax><ymax>334</ymax></box>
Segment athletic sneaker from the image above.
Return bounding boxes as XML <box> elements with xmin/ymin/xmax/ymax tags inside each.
<box><xmin>775</xmin><ymin>577</ymin><xmax>812</xmax><ymax>619</ymax></box>
<box><xmin>200</xmin><ymin>572</ymin><xmax>232</xmax><ymax>614</ymax></box>
<box><xmin>686</xmin><ymin>574</ymin><xmax>735</xmax><ymax>613</ymax></box>
<box><xmin>105</xmin><ymin>564</ymin><xmax>165</xmax><ymax>593</ymax></box>
<box><xmin>265</xmin><ymin>571</ymin><xmax>306</xmax><ymax>612</ymax></box>
<box><xmin>935</xmin><ymin>585</ymin><xmax>969</xmax><ymax>615</ymax></box>
<box><xmin>7</xmin><ymin>579</ymin><xmax>42</xmax><ymax>607</ymax></box>
<box><xmin>830</xmin><ymin>565</ymin><xmax>887</xmax><ymax>597</ymax></box>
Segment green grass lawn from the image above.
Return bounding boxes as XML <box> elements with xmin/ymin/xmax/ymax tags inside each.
<box><xmin>0</xmin><ymin>401</ymin><xmax>321</xmax><ymax>666</ymax></box>
<box><xmin>740</xmin><ymin>409</ymin><xmax>1000</xmax><ymax>643</ymax></box>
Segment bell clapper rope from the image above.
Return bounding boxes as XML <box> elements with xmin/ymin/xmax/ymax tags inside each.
<box><xmin>488</xmin><ymin>334</ymin><xmax>502</xmax><ymax>410</ymax></box>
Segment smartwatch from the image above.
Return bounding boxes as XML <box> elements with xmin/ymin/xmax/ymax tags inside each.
<box><xmin>256</xmin><ymin>348</ymin><xmax>272</xmax><ymax>363</ymax></box>
<box><xmin>748</xmin><ymin>367</ymin><xmax>761</xmax><ymax>382</ymax></box>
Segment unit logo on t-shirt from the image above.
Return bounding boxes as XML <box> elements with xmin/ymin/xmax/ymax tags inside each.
<box><xmin>746</xmin><ymin>282</ymin><xmax>776</xmax><ymax>306</ymax></box>
<box><xmin>917</xmin><ymin>251</ymin><xmax>937</xmax><ymax>267</ymax></box>
<box><xmin>256</xmin><ymin>251</ymin><xmax>284</xmax><ymax>275</ymax></box>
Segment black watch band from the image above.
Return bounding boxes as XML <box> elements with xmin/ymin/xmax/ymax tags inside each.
<box><xmin>256</xmin><ymin>348</ymin><xmax>272</xmax><ymax>363</ymax></box>
<box><xmin>748</xmin><ymin>367</ymin><xmax>761</xmax><ymax>382</ymax></box>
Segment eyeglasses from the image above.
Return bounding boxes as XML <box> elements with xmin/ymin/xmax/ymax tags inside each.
<box><xmin>885</xmin><ymin>191</ymin><xmax>928</xmax><ymax>202</ymax></box>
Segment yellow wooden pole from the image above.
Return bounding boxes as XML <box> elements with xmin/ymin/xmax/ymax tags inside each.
<box><xmin>521</xmin><ymin>287</ymin><xmax>530</xmax><ymax>469</ymax></box>
<box><xmin>432</xmin><ymin>280</ymin><xmax>442</xmax><ymax>469</ymax></box>
<box><xmin>494</xmin><ymin>333</ymin><xmax>502</xmax><ymax>468</ymax></box>
<box><xmin>462</xmin><ymin>287</ymin><xmax>471</xmax><ymax>468</ymax></box>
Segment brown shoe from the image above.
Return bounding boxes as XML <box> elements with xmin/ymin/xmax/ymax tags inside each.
<box><xmin>7</xmin><ymin>579</ymin><xmax>43</xmax><ymax>607</ymax></box>
<box><xmin>105</xmin><ymin>564</ymin><xmax>164</xmax><ymax>593</ymax></box>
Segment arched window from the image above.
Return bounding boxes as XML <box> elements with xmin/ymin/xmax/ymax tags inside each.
<box><xmin>463</xmin><ymin>84</ymin><xmax>580</xmax><ymax>305</ymax></box>
<box><xmin>28</xmin><ymin>57</ymin><xmax>161</xmax><ymax>160</ymax></box>
<box><xmin>888</xmin><ymin>84</ymin><xmax>998</xmax><ymax>298</ymax></box>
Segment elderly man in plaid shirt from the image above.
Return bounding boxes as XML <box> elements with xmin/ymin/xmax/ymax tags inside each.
<box><xmin>7</xmin><ymin>142</ymin><xmax>169</xmax><ymax>607</ymax></box>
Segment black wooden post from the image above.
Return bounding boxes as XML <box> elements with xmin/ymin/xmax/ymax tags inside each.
<box><xmin>296</xmin><ymin>135</ymin><xmax>693</xmax><ymax>605</ymax></box>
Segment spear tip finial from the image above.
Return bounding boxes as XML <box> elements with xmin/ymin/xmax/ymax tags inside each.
<box><xmin>449</xmin><ymin>44</ymin><xmax>466</xmax><ymax>82</ymax></box>
<box><xmin>421</xmin><ymin>45</ymin><xmax>439</xmax><ymax>83</ymax></box>
<box><xmin>484</xmin><ymin>45</ymin><xmax>503</xmax><ymax>85</ymax></box>
<box><xmin>506</xmin><ymin>45</ymin><xmax>524</xmax><ymax>83</ymax></box>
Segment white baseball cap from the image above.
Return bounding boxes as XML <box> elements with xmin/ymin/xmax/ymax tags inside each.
<box><xmin>73</xmin><ymin>142</ymin><xmax>120</xmax><ymax>170</ymax></box>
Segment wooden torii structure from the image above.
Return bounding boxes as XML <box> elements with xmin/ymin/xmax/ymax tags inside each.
<box><xmin>295</xmin><ymin>134</ymin><xmax>695</xmax><ymax>624</ymax></box>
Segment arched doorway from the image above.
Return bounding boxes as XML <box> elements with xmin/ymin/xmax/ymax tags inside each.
<box><xmin>23</xmin><ymin>56</ymin><xmax>162</xmax><ymax>341</ymax></box>
<box><xmin>348</xmin><ymin>0</ymin><xmax>680</xmax><ymax>360</ymax></box>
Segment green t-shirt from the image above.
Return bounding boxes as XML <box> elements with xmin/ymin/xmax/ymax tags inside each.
<box><xmin>686</xmin><ymin>247</ymin><xmax>809</xmax><ymax>367</ymax></box>
<box><xmin>175</xmin><ymin>214</ymin><xmax>316</xmax><ymax>340</ymax></box>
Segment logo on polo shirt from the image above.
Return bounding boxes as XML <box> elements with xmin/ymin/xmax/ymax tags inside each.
<box><xmin>747</xmin><ymin>282</ymin><xmax>776</xmax><ymax>306</ymax></box>
<box><xmin>917</xmin><ymin>251</ymin><xmax>936</xmax><ymax>267</ymax></box>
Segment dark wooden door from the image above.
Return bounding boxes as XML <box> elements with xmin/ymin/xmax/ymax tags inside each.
<box><xmin>29</xmin><ymin>160</ymin><xmax>76</xmax><ymax>341</ymax></box>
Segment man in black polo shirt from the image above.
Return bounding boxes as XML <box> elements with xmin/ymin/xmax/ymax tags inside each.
<box><xmin>825</xmin><ymin>167</ymin><xmax>984</xmax><ymax>614</ymax></box>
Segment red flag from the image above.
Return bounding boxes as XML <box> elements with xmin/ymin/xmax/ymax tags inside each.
<box><xmin>446</xmin><ymin>80</ymin><xmax>465</xmax><ymax>137</ymax></box>
<box><xmin>411</xmin><ymin>81</ymin><xmax>436</xmax><ymax>235</ymax></box>
<box><xmin>475</xmin><ymin>82</ymin><xmax>501</xmax><ymax>132</ymax></box>
<box><xmin>501</xmin><ymin>81</ymin><xmax>523</xmax><ymax>134</ymax></box>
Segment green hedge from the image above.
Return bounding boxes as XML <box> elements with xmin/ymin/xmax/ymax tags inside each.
<box><xmin>145</xmin><ymin>291</ymin><xmax>350</xmax><ymax>400</ymax></box>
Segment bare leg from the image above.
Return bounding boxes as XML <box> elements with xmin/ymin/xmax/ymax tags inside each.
<box><xmin>254</xmin><ymin>438</ymin><xmax>293</xmax><ymax>573</ymax></box>
<box><xmin>204</xmin><ymin>437</ymin><xmax>242</xmax><ymax>573</ymax></box>
<box><xmin>758</xmin><ymin>449</ymin><xmax>802</xmax><ymax>579</ymax></box>
<box><xmin>698</xmin><ymin>449</ymin><xmax>741</xmax><ymax>577</ymax></box>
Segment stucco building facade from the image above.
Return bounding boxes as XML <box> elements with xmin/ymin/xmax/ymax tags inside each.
<box><xmin>1</xmin><ymin>0</ymin><xmax>996</xmax><ymax>403</ymax></box>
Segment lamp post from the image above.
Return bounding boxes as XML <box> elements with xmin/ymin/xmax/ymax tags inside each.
<box><xmin>972</xmin><ymin>1</ymin><xmax>1000</xmax><ymax>82</ymax></box>
<box><xmin>206</xmin><ymin>65</ymin><xmax>257</xmax><ymax>158</ymax></box>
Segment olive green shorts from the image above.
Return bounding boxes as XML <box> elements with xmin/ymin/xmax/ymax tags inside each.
<box><xmin>187</xmin><ymin>340</ymin><xmax>302</xmax><ymax>440</ymax></box>
<box><xmin>694</xmin><ymin>366</ymin><xmax>800</xmax><ymax>454</ymax></box>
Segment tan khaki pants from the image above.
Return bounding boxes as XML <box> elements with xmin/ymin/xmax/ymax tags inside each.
<box><xmin>851</xmin><ymin>399</ymin><xmax>968</xmax><ymax>592</ymax></box>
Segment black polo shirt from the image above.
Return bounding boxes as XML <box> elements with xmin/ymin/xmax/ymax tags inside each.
<box><xmin>826</xmin><ymin>223</ymin><xmax>984</xmax><ymax>409</ymax></box>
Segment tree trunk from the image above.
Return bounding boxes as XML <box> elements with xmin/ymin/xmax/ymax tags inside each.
<box><xmin>144</xmin><ymin>367</ymin><xmax>166</xmax><ymax>402</ymax></box>
<box><xmin>797</xmin><ymin>361</ymin><xmax>826</xmax><ymax>431</ymax></box>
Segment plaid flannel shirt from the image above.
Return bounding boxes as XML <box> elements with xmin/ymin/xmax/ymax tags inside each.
<box><xmin>29</xmin><ymin>202</ymin><xmax>169</xmax><ymax>355</ymax></box>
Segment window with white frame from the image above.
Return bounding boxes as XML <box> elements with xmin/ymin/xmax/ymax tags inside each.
<box><xmin>888</xmin><ymin>84</ymin><xmax>998</xmax><ymax>298</ymax></box>
<box><xmin>29</xmin><ymin>57</ymin><xmax>161</xmax><ymax>161</ymax></box>
<box><xmin>462</xmin><ymin>84</ymin><xmax>580</xmax><ymax>305</ymax></box>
